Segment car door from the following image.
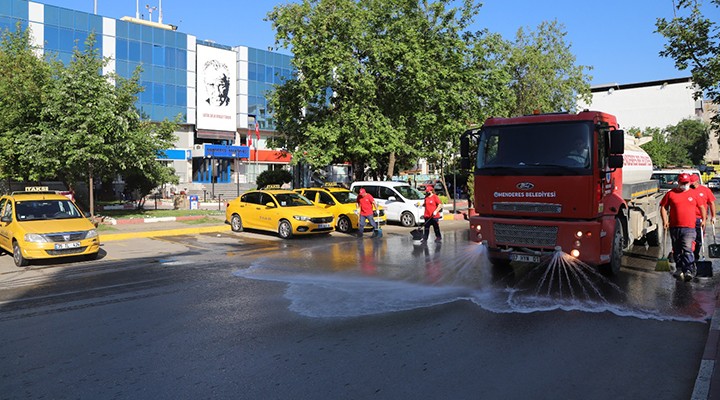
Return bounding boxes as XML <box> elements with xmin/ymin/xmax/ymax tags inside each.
<box><xmin>372</xmin><ymin>186</ymin><xmax>398</xmax><ymax>221</ymax></box>
<box><xmin>258</xmin><ymin>192</ymin><xmax>280</xmax><ymax>231</ymax></box>
<box><xmin>238</xmin><ymin>192</ymin><xmax>262</xmax><ymax>229</ymax></box>
<box><xmin>0</xmin><ymin>198</ymin><xmax>10</xmax><ymax>252</ymax></box>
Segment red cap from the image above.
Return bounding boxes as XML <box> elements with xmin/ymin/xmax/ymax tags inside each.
<box><xmin>690</xmin><ymin>174</ymin><xmax>700</xmax><ymax>183</ymax></box>
<box><xmin>425</xmin><ymin>185</ymin><xmax>434</xmax><ymax>192</ymax></box>
<box><xmin>678</xmin><ymin>173</ymin><xmax>691</xmax><ymax>183</ymax></box>
<box><xmin>358</xmin><ymin>188</ymin><xmax>366</xmax><ymax>195</ymax></box>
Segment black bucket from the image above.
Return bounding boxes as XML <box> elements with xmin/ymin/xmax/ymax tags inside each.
<box><xmin>411</xmin><ymin>228</ymin><xmax>423</xmax><ymax>241</ymax></box>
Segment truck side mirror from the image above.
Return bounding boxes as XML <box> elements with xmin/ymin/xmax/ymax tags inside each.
<box><xmin>609</xmin><ymin>130</ymin><xmax>624</xmax><ymax>155</ymax></box>
<box><xmin>460</xmin><ymin>136</ymin><xmax>469</xmax><ymax>158</ymax></box>
<box><xmin>609</xmin><ymin>155</ymin><xmax>624</xmax><ymax>169</ymax></box>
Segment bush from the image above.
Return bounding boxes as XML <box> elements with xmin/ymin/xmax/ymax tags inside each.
<box><xmin>256</xmin><ymin>169</ymin><xmax>293</xmax><ymax>189</ymax></box>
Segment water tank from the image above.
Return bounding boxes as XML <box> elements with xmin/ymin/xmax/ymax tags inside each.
<box><xmin>622</xmin><ymin>135</ymin><xmax>654</xmax><ymax>184</ymax></box>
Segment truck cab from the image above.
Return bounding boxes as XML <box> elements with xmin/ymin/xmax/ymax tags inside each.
<box><xmin>460</xmin><ymin>111</ymin><xmax>661</xmax><ymax>275</ymax></box>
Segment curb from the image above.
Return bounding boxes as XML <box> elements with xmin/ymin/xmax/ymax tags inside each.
<box><xmin>105</xmin><ymin>215</ymin><xmax>210</xmax><ymax>225</ymax></box>
<box><xmin>101</xmin><ymin>224</ymin><xmax>231</xmax><ymax>242</ymax></box>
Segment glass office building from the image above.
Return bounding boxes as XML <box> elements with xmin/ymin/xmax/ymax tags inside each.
<box><xmin>0</xmin><ymin>0</ymin><xmax>293</xmax><ymax>194</ymax></box>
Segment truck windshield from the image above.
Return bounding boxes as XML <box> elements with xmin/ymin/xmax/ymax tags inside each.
<box><xmin>476</xmin><ymin>122</ymin><xmax>593</xmax><ymax>172</ymax></box>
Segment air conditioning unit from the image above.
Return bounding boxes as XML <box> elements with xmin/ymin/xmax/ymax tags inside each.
<box><xmin>191</xmin><ymin>143</ymin><xmax>205</xmax><ymax>158</ymax></box>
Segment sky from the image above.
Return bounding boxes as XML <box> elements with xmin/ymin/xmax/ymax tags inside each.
<box><xmin>35</xmin><ymin>0</ymin><xmax>718</xmax><ymax>86</ymax></box>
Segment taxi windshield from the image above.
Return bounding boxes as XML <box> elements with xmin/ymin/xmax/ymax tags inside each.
<box><xmin>15</xmin><ymin>200</ymin><xmax>84</xmax><ymax>221</ymax></box>
<box><xmin>332</xmin><ymin>191</ymin><xmax>357</xmax><ymax>204</ymax></box>
<box><xmin>273</xmin><ymin>193</ymin><xmax>314</xmax><ymax>207</ymax></box>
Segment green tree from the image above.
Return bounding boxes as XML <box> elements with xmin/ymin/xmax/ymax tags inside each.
<box><xmin>267</xmin><ymin>0</ymin><xmax>497</xmax><ymax>180</ymax></box>
<box><xmin>506</xmin><ymin>20</ymin><xmax>592</xmax><ymax>116</ymax></box>
<box><xmin>656</xmin><ymin>0</ymin><xmax>720</xmax><ymax>139</ymax></box>
<box><xmin>39</xmin><ymin>34</ymin><xmax>177</xmax><ymax>215</ymax></box>
<box><xmin>256</xmin><ymin>169</ymin><xmax>293</xmax><ymax>189</ymax></box>
<box><xmin>666</xmin><ymin>118</ymin><xmax>709</xmax><ymax>165</ymax></box>
<box><xmin>0</xmin><ymin>23</ymin><xmax>51</xmax><ymax>181</ymax></box>
<box><xmin>640</xmin><ymin>127</ymin><xmax>671</xmax><ymax>168</ymax></box>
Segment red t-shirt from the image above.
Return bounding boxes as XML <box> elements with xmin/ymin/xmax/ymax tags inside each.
<box><xmin>357</xmin><ymin>194</ymin><xmax>375</xmax><ymax>216</ymax></box>
<box><xmin>660</xmin><ymin>188</ymin><xmax>701</xmax><ymax>228</ymax></box>
<box><xmin>423</xmin><ymin>193</ymin><xmax>442</xmax><ymax>219</ymax></box>
<box><xmin>692</xmin><ymin>185</ymin><xmax>716</xmax><ymax>218</ymax></box>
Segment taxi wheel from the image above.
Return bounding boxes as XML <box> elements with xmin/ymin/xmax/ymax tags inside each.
<box><xmin>278</xmin><ymin>220</ymin><xmax>293</xmax><ymax>239</ymax></box>
<box><xmin>12</xmin><ymin>241</ymin><xmax>28</xmax><ymax>267</ymax></box>
<box><xmin>337</xmin><ymin>215</ymin><xmax>352</xmax><ymax>233</ymax></box>
<box><xmin>230</xmin><ymin>214</ymin><xmax>243</xmax><ymax>232</ymax></box>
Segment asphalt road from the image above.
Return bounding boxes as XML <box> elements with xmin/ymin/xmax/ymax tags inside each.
<box><xmin>0</xmin><ymin>221</ymin><xmax>715</xmax><ymax>399</ymax></box>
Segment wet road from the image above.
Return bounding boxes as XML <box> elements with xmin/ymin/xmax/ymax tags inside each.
<box><xmin>0</xmin><ymin>221</ymin><xmax>716</xmax><ymax>399</ymax></box>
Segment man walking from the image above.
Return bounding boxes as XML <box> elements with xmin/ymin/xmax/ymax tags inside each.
<box><xmin>660</xmin><ymin>173</ymin><xmax>705</xmax><ymax>281</ymax></box>
<box><xmin>356</xmin><ymin>188</ymin><xmax>379</xmax><ymax>238</ymax></box>
<box><xmin>422</xmin><ymin>185</ymin><xmax>443</xmax><ymax>243</ymax></box>
<box><xmin>690</xmin><ymin>174</ymin><xmax>716</xmax><ymax>262</ymax></box>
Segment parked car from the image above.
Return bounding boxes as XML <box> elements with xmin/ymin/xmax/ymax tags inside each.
<box><xmin>0</xmin><ymin>189</ymin><xmax>100</xmax><ymax>267</ymax></box>
<box><xmin>224</xmin><ymin>185</ymin><xmax>334</xmax><ymax>239</ymax></box>
<box><xmin>295</xmin><ymin>184</ymin><xmax>386</xmax><ymax>234</ymax></box>
<box><xmin>650</xmin><ymin>169</ymin><xmax>703</xmax><ymax>191</ymax></box>
<box><xmin>350</xmin><ymin>181</ymin><xmax>425</xmax><ymax>227</ymax></box>
<box><xmin>707</xmin><ymin>177</ymin><xmax>720</xmax><ymax>191</ymax></box>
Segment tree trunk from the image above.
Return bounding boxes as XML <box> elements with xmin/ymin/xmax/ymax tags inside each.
<box><xmin>89</xmin><ymin>170</ymin><xmax>94</xmax><ymax>217</ymax></box>
<box><xmin>386</xmin><ymin>152</ymin><xmax>396</xmax><ymax>181</ymax></box>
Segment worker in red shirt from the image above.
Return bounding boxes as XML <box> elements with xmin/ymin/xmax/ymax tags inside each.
<box><xmin>690</xmin><ymin>174</ymin><xmax>716</xmax><ymax>262</ymax></box>
<box><xmin>660</xmin><ymin>173</ymin><xmax>705</xmax><ymax>281</ymax></box>
<box><xmin>356</xmin><ymin>188</ymin><xmax>379</xmax><ymax>238</ymax></box>
<box><xmin>422</xmin><ymin>185</ymin><xmax>443</xmax><ymax>243</ymax></box>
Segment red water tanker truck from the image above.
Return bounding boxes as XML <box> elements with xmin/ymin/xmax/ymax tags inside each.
<box><xmin>459</xmin><ymin>110</ymin><xmax>662</xmax><ymax>275</ymax></box>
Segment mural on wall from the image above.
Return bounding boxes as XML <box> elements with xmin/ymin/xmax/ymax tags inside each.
<box><xmin>196</xmin><ymin>44</ymin><xmax>237</xmax><ymax>132</ymax></box>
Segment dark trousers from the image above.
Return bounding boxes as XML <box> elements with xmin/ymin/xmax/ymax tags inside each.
<box><xmin>423</xmin><ymin>217</ymin><xmax>441</xmax><ymax>241</ymax></box>
<box><xmin>358</xmin><ymin>214</ymin><xmax>378</xmax><ymax>235</ymax></box>
<box><xmin>694</xmin><ymin>218</ymin><xmax>704</xmax><ymax>260</ymax></box>
<box><xmin>670</xmin><ymin>227</ymin><xmax>697</xmax><ymax>273</ymax></box>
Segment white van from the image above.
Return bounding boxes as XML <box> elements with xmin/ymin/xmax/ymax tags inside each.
<box><xmin>350</xmin><ymin>181</ymin><xmax>425</xmax><ymax>227</ymax></box>
<box><xmin>650</xmin><ymin>169</ymin><xmax>702</xmax><ymax>191</ymax></box>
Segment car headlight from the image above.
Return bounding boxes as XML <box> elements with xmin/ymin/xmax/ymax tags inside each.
<box><xmin>293</xmin><ymin>215</ymin><xmax>311</xmax><ymax>221</ymax></box>
<box><xmin>24</xmin><ymin>233</ymin><xmax>47</xmax><ymax>243</ymax></box>
<box><xmin>85</xmin><ymin>229</ymin><xmax>98</xmax><ymax>239</ymax></box>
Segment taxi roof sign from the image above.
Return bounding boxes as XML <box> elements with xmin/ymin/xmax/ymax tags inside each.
<box><xmin>25</xmin><ymin>186</ymin><xmax>49</xmax><ymax>192</ymax></box>
<box><xmin>322</xmin><ymin>182</ymin><xmax>340</xmax><ymax>187</ymax></box>
<box><xmin>263</xmin><ymin>184</ymin><xmax>282</xmax><ymax>190</ymax></box>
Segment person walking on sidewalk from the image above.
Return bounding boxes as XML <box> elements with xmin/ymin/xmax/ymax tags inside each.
<box><xmin>422</xmin><ymin>185</ymin><xmax>443</xmax><ymax>243</ymax></box>
<box><xmin>356</xmin><ymin>188</ymin><xmax>379</xmax><ymax>238</ymax></box>
<box><xmin>660</xmin><ymin>173</ymin><xmax>705</xmax><ymax>281</ymax></box>
<box><xmin>690</xmin><ymin>174</ymin><xmax>716</xmax><ymax>262</ymax></box>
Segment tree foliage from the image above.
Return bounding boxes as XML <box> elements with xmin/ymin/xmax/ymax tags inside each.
<box><xmin>0</xmin><ymin>23</ymin><xmax>51</xmax><ymax>181</ymax></box>
<box><xmin>656</xmin><ymin>0</ymin><xmax>720</xmax><ymax>139</ymax></box>
<box><xmin>0</xmin><ymin>26</ymin><xmax>178</xmax><ymax>210</ymax></box>
<box><xmin>267</xmin><ymin>0</ymin><xmax>591</xmax><ymax>180</ymax></box>
<box><xmin>256</xmin><ymin>169</ymin><xmax>293</xmax><ymax>189</ymax></box>
<box><xmin>640</xmin><ymin>119</ymin><xmax>709</xmax><ymax>167</ymax></box>
<box><xmin>506</xmin><ymin>20</ymin><xmax>592</xmax><ymax>116</ymax></box>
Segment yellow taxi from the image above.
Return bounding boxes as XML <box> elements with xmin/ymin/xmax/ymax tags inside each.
<box><xmin>0</xmin><ymin>189</ymin><xmax>100</xmax><ymax>267</ymax></box>
<box><xmin>225</xmin><ymin>185</ymin><xmax>334</xmax><ymax>239</ymax></box>
<box><xmin>295</xmin><ymin>183</ymin><xmax>386</xmax><ymax>234</ymax></box>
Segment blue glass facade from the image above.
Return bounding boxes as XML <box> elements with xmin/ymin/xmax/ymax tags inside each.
<box><xmin>247</xmin><ymin>47</ymin><xmax>293</xmax><ymax>131</ymax></box>
<box><xmin>42</xmin><ymin>4</ymin><xmax>102</xmax><ymax>65</ymax></box>
<box><xmin>0</xmin><ymin>0</ymin><xmax>28</xmax><ymax>33</ymax></box>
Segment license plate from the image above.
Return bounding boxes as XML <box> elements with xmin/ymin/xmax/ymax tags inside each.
<box><xmin>317</xmin><ymin>223</ymin><xmax>331</xmax><ymax>229</ymax></box>
<box><xmin>510</xmin><ymin>253</ymin><xmax>540</xmax><ymax>263</ymax></box>
<box><xmin>54</xmin><ymin>242</ymin><xmax>81</xmax><ymax>250</ymax></box>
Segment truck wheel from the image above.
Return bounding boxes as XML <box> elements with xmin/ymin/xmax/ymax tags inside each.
<box><xmin>337</xmin><ymin>215</ymin><xmax>352</xmax><ymax>233</ymax></box>
<box><xmin>601</xmin><ymin>219</ymin><xmax>623</xmax><ymax>276</ymax></box>
<box><xmin>400</xmin><ymin>212</ymin><xmax>416</xmax><ymax>227</ymax></box>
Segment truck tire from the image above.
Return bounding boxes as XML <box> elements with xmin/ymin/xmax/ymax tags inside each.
<box><xmin>601</xmin><ymin>219</ymin><xmax>623</xmax><ymax>276</ymax></box>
